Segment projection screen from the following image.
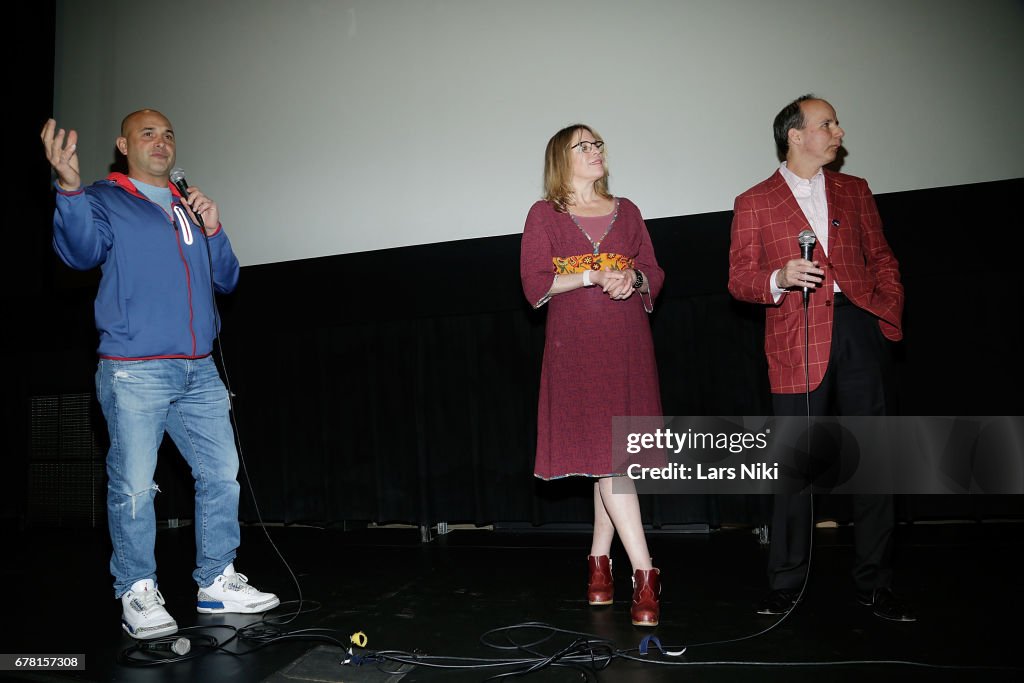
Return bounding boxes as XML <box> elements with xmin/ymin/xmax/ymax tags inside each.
<box><xmin>53</xmin><ymin>0</ymin><xmax>1024</xmax><ymax>266</ymax></box>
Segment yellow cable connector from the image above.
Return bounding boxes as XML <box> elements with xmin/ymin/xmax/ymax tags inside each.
<box><xmin>350</xmin><ymin>631</ymin><xmax>367</xmax><ymax>648</ymax></box>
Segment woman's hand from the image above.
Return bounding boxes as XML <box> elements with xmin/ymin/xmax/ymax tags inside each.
<box><xmin>595</xmin><ymin>269</ymin><xmax>635</xmax><ymax>300</ymax></box>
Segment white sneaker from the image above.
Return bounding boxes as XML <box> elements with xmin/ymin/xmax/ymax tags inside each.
<box><xmin>121</xmin><ymin>579</ymin><xmax>178</xmax><ymax>640</ymax></box>
<box><xmin>197</xmin><ymin>564</ymin><xmax>280</xmax><ymax>614</ymax></box>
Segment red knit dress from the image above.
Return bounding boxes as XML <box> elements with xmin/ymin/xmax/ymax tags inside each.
<box><xmin>520</xmin><ymin>197</ymin><xmax>664</xmax><ymax>479</ymax></box>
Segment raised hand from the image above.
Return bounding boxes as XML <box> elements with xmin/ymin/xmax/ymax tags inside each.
<box><xmin>41</xmin><ymin>118</ymin><xmax>81</xmax><ymax>191</ymax></box>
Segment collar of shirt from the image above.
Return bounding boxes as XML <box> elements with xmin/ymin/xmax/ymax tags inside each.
<box><xmin>779</xmin><ymin>161</ymin><xmax>823</xmax><ymax>198</ymax></box>
<box><xmin>132</xmin><ymin>178</ymin><xmax>174</xmax><ymax>214</ymax></box>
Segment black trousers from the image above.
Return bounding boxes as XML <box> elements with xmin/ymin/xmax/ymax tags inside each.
<box><xmin>768</xmin><ymin>293</ymin><xmax>895</xmax><ymax>594</ymax></box>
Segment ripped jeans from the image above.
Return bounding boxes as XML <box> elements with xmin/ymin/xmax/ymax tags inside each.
<box><xmin>96</xmin><ymin>357</ymin><xmax>240</xmax><ymax>598</ymax></box>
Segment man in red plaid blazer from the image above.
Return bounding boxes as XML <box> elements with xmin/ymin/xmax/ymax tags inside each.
<box><xmin>728</xmin><ymin>95</ymin><xmax>914</xmax><ymax>622</ymax></box>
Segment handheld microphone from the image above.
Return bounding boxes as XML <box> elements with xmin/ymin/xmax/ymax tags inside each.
<box><xmin>797</xmin><ymin>229</ymin><xmax>817</xmax><ymax>305</ymax></box>
<box><xmin>138</xmin><ymin>636</ymin><xmax>191</xmax><ymax>656</ymax></box>
<box><xmin>169</xmin><ymin>167</ymin><xmax>204</xmax><ymax>228</ymax></box>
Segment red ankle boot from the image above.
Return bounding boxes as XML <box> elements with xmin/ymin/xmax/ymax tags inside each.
<box><xmin>587</xmin><ymin>555</ymin><xmax>614</xmax><ymax>605</ymax></box>
<box><xmin>630</xmin><ymin>568</ymin><xmax>660</xmax><ymax>626</ymax></box>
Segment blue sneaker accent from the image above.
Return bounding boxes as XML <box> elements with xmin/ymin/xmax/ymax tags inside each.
<box><xmin>196</xmin><ymin>565</ymin><xmax>279</xmax><ymax>614</ymax></box>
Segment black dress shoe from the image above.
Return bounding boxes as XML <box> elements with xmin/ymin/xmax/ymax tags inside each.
<box><xmin>756</xmin><ymin>589</ymin><xmax>798</xmax><ymax>615</ymax></box>
<box><xmin>857</xmin><ymin>587</ymin><xmax>917</xmax><ymax>622</ymax></box>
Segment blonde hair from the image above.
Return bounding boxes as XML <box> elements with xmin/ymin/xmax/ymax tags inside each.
<box><xmin>543</xmin><ymin>124</ymin><xmax>610</xmax><ymax>213</ymax></box>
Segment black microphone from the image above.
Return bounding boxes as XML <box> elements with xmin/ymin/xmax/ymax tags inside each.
<box><xmin>797</xmin><ymin>229</ymin><xmax>817</xmax><ymax>305</ymax></box>
<box><xmin>169</xmin><ymin>167</ymin><xmax>204</xmax><ymax>228</ymax></box>
<box><xmin>138</xmin><ymin>636</ymin><xmax>191</xmax><ymax>656</ymax></box>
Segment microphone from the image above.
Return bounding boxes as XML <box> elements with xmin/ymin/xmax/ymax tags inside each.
<box><xmin>797</xmin><ymin>229</ymin><xmax>817</xmax><ymax>305</ymax></box>
<box><xmin>138</xmin><ymin>636</ymin><xmax>191</xmax><ymax>656</ymax></box>
<box><xmin>169</xmin><ymin>167</ymin><xmax>204</xmax><ymax>228</ymax></box>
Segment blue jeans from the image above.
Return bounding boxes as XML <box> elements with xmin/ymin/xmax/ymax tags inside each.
<box><xmin>97</xmin><ymin>357</ymin><xmax>240</xmax><ymax>598</ymax></box>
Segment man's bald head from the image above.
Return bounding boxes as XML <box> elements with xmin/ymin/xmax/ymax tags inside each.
<box><xmin>121</xmin><ymin>109</ymin><xmax>171</xmax><ymax>137</ymax></box>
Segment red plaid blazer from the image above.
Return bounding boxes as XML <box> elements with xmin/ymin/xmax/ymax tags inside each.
<box><xmin>728</xmin><ymin>169</ymin><xmax>904</xmax><ymax>394</ymax></box>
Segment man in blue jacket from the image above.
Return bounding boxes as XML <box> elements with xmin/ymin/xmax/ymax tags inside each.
<box><xmin>41</xmin><ymin>110</ymin><xmax>278</xmax><ymax>639</ymax></box>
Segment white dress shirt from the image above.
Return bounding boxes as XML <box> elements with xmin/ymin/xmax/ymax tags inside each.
<box><xmin>771</xmin><ymin>162</ymin><xmax>841</xmax><ymax>300</ymax></box>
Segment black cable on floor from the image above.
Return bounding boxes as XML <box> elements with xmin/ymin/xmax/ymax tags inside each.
<box><xmin>358</xmin><ymin>621</ymin><xmax>1023</xmax><ymax>678</ymax></box>
<box><xmin>117</xmin><ymin>590</ymin><xmax>348</xmax><ymax>665</ymax></box>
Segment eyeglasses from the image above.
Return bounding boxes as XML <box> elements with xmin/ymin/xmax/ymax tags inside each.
<box><xmin>570</xmin><ymin>140</ymin><xmax>604</xmax><ymax>154</ymax></box>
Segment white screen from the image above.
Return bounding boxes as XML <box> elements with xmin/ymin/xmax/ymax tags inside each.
<box><xmin>54</xmin><ymin>0</ymin><xmax>1024</xmax><ymax>266</ymax></box>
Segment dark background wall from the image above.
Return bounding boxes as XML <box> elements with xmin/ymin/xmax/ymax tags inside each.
<box><xmin>10</xmin><ymin>1</ymin><xmax>1022</xmax><ymax>531</ymax></box>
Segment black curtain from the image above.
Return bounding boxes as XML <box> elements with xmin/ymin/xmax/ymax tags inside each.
<box><xmin>204</xmin><ymin>178</ymin><xmax>1022</xmax><ymax>527</ymax></box>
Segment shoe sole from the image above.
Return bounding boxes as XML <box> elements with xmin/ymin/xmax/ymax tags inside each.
<box><xmin>122</xmin><ymin>619</ymin><xmax>178</xmax><ymax>640</ymax></box>
<box><xmin>588</xmin><ymin>599</ymin><xmax>614</xmax><ymax>606</ymax></box>
<box><xmin>867</xmin><ymin>604</ymin><xmax>917</xmax><ymax>622</ymax></box>
<box><xmin>197</xmin><ymin>596</ymin><xmax>281</xmax><ymax>614</ymax></box>
<box><xmin>873</xmin><ymin>611</ymin><xmax>917</xmax><ymax>622</ymax></box>
<box><xmin>631</xmin><ymin>619</ymin><xmax>659</xmax><ymax>627</ymax></box>
<box><xmin>857</xmin><ymin>597</ymin><xmax>916</xmax><ymax>621</ymax></box>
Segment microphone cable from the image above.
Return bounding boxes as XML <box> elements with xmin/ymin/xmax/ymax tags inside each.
<box><xmin>191</xmin><ymin>199</ymin><xmax>306</xmax><ymax>626</ymax></box>
<box><xmin>681</xmin><ymin>296</ymin><xmax>816</xmax><ymax>647</ymax></box>
<box><xmin>779</xmin><ymin>234</ymin><xmax>818</xmax><ymax>628</ymax></box>
<box><xmin>740</xmin><ymin>253</ymin><xmax>817</xmax><ymax>636</ymax></box>
<box><xmin>355</xmin><ymin>621</ymin><xmax>1023</xmax><ymax>678</ymax></box>
<box><xmin>797</xmin><ymin>267</ymin><xmax>815</xmax><ymax>619</ymax></box>
<box><xmin>681</xmin><ymin>261</ymin><xmax>819</xmax><ymax>648</ymax></box>
<box><xmin>116</xmin><ymin>600</ymin><xmax>371</xmax><ymax>667</ymax></box>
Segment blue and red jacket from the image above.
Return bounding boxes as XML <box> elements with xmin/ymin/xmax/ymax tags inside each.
<box><xmin>52</xmin><ymin>172</ymin><xmax>240</xmax><ymax>360</ymax></box>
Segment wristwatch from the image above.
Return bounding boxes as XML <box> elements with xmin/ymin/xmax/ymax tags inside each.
<box><xmin>632</xmin><ymin>269</ymin><xmax>644</xmax><ymax>290</ymax></box>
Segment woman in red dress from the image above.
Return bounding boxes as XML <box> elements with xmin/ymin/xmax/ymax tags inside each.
<box><xmin>520</xmin><ymin>124</ymin><xmax>665</xmax><ymax>626</ymax></box>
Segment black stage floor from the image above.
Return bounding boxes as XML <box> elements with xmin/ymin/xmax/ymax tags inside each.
<box><xmin>2</xmin><ymin>519</ymin><xmax>1022</xmax><ymax>682</ymax></box>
